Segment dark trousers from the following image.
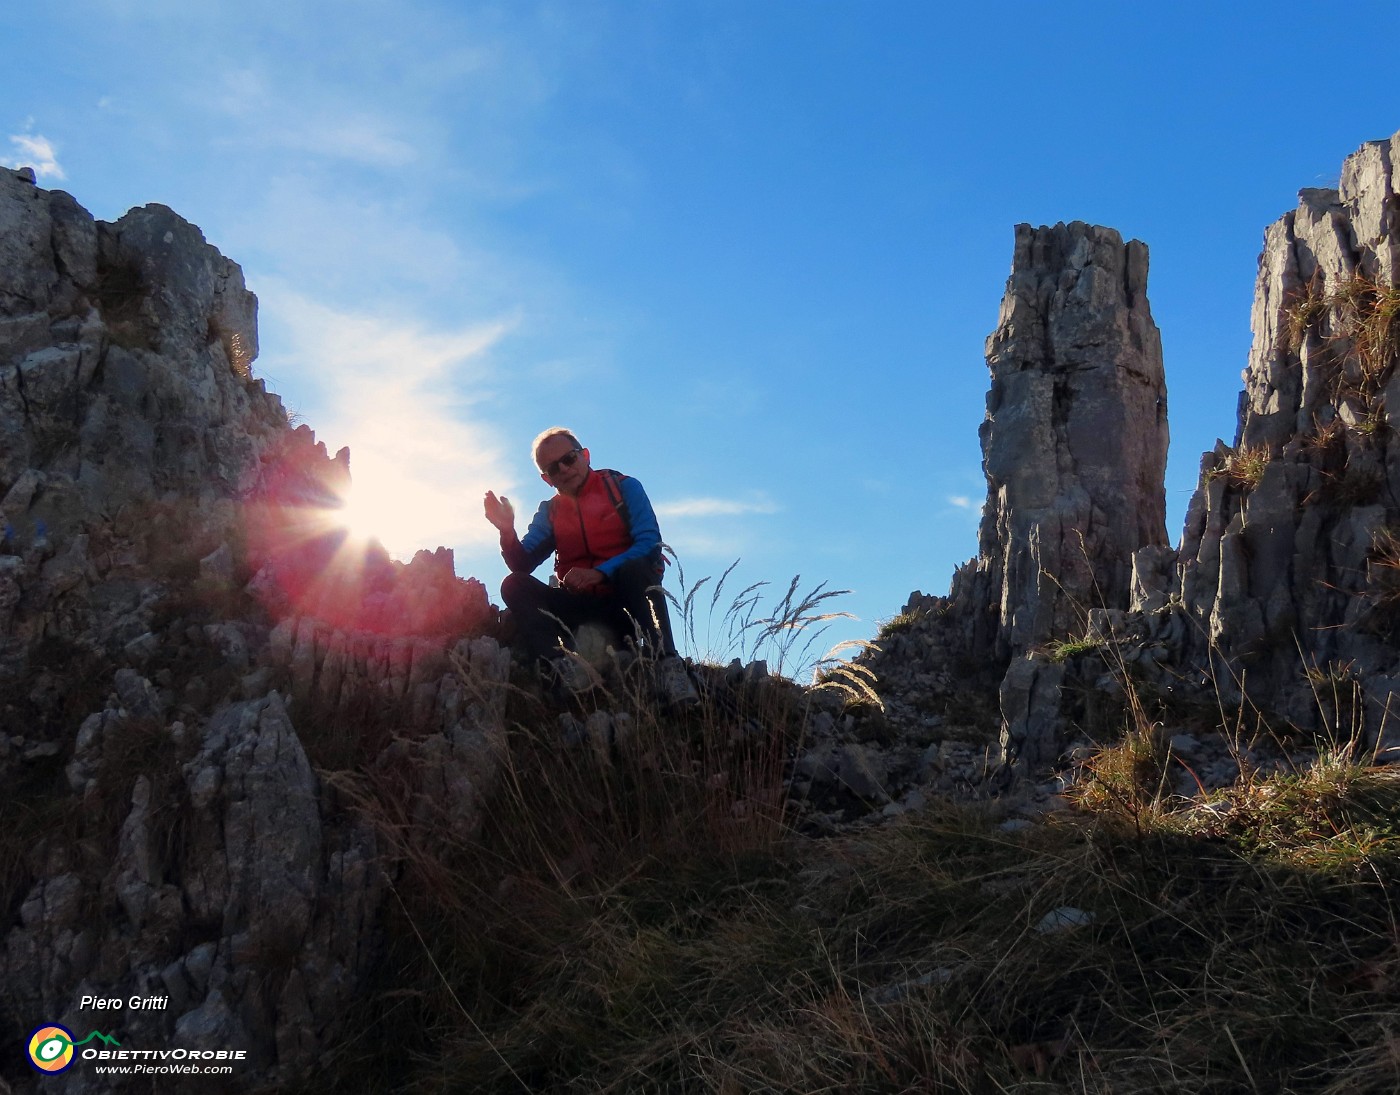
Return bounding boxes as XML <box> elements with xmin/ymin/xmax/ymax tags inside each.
<box><xmin>501</xmin><ymin>554</ymin><xmax>679</xmax><ymax>662</ymax></box>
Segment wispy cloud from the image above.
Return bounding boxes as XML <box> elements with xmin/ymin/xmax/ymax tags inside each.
<box><xmin>662</xmin><ymin>530</ymin><xmax>750</xmax><ymax>562</ymax></box>
<box><xmin>5</xmin><ymin>133</ymin><xmax>65</xmax><ymax>179</ymax></box>
<box><xmin>303</xmin><ymin>117</ymin><xmax>418</xmax><ymax>166</ymax></box>
<box><xmin>226</xmin><ymin>177</ymin><xmax>480</xmax><ymax>307</ymax></box>
<box><xmin>259</xmin><ymin>289</ymin><xmax>517</xmax><ymax>561</ymax></box>
<box><xmin>213</xmin><ymin>67</ymin><xmax>419</xmax><ymax>167</ymax></box>
<box><xmin>655</xmin><ymin>495</ymin><xmax>778</xmax><ymax>567</ymax></box>
<box><xmin>657</xmin><ymin>496</ymin><xmax>778</xmax><ymax>519</ymax></box>
<box><xmin>946</xmin><ymin>494</ymin><xmax>984</xmax><ymax>523</ymax></box>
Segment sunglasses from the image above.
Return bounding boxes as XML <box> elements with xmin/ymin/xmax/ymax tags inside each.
<box><xmin>543</xmin><ymin>448</ymin><xmax>583</xmax><ymax>478</ymax></box>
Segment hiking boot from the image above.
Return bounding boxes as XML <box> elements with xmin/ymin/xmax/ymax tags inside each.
<box><xmin>655</xmin><ymin>655</ymin><xmax>698</xmax><ymax>708</ymax></box>
<box><xmin>548</xmin><ymin>654</ymin><xmax>598</xmax><ymax>698</ymax></box>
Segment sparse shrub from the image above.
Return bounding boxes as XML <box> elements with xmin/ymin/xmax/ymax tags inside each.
<box><xmin>1302</xmin><ymin>412</ymin><xmax>1347</xmax><ymax>457</ymax></box>
<box><xmin>1072</xmin><ymin>721</ymin><xmax>1172</xmax><ymax>820</ymax></box>
<box><xmin>1329</xmin><ymin>273</ymin><xmax>1400</xmax><ymax>385</ymax></box>
<box><xmin>1043</xmin><ymin>634</ymin><xmax>1105</xmax><ymax>662</ymax></box>
<box><xmin>1286</xmin><ymin>272</ymin><xmax>1400</xmax><ymax>414</ymax></box>
<box><xmin>876</xmin><ymin>608</ymin><xmax>925</xmax><ymax>639</ymax></box>
<box><xmin>1352</xmin><ymin>408</ymin><xmax>1387</xmax><ymax>437</ymax></box>
<box><xmin>1207</xmin><ymin>442</ymin><xmax>1272</xmax><ymax>490</ymax></box>
<box><xmin>1303</xmin><ymin>657</ymin><xmax>1358</xmax><ymax>690</ymax></box>
<box><xmin>1283</xmin><ymin>273</ymin><xmax>1328</xmax><ymax>352</ymax></box>
<box><xmin>1332</xmin><ymin>460</ymin><xmax>1386</xmax><ymax>505</ymax></box>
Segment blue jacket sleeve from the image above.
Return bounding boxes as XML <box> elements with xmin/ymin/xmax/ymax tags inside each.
<box><xmin>596</xmin><ymin>476</ymin><xmax>663</xmax><ymax>579</ymax></box>
<box><xmin>502</xmin><ymin>500</ymin><xmax>555</xmax><ymax>574</ymax></box>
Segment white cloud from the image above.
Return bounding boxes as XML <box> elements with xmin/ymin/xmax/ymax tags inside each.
<box><xmin>654</xmin><ymin>495</ymin><xmax>779</xmax><ymax>567</ymax></box>
<box><xmin>5</xmin><ymin>134</ymin><xmax>65</xmax><ymax>180</ymax></box>
<box><xmin>947</xmin><ymin>495</ymin><xmax>978</xmax><ymax>510</ymax></box>
<box><xmin>302</xmin><ymin>117</ymin><xmax>418</xmax><ymax>166</ymax></box>
<box><xmin>213</xmin><ymin>68</ymin><xmax>419</xmax><ymax>167</ymax></box>
<box><xmin>226</xmin><ymin>178</ymin><xmax>475</xmax><ymax>304</ymax></box>
<box><xmin>661</xmin><ymin>530</ymin><xmax>751</xmax><ymax>564</ymax></box>
<box><xmin>259</xmin><ymin>289</ymin><xmax>518</xmax><ymax>561</ymax></box>
<box><xmin>657</xmin><ymin>496</ymin><xmax>778</xmax><ymax>519</ymax></box>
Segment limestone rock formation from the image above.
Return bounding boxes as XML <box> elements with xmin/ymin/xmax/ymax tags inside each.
<box><xmin>951</xmin><ymin>222</ymin><xmax>1169</xmax><ymax>667</ymax></box>
<box><xmin>997</xmin><ymin>131</ymin><xmax>1400</xmax><ymax>771</ymax></box>
<box><xmin>1141</xmin><ymin>130</ymin><xmax>1400</xmax><ymax>743</ymax></box>
<box><xmin>879</xmin><ymin>129</ymin><xmax>1400</xmax><ymax>777</ymax></box>
<box><xmin>924</xmin><ymin>221</ymin><xmax>1170</xmax><ymax>773</ymax></box>
<box><xmin>0</xmin><ymin>167</ymin><xmax>503</xmax><ymax>1092</ymax></box>
<box><xmin>0</xmin><ymin>163</ymin><xmax>492</xmax><ymax>699</ymax></box>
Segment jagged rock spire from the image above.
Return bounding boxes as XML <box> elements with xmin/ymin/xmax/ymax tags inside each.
<box><xmin>954</xmin><ymin>221</ymin><xmax>1169</xmax><ymax>666</ymax></box>
<box><xmin>1162</xmin><ymin>129</ymin><xmax>1400</xmax><ymax>735</ymax></box>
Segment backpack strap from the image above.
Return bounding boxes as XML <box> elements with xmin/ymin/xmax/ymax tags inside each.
<box><xmin>598</xmin><ymin>469</ymin><xmax>630</xmax><ymax>529</ymax></box>
<box><xmin>544</xmin><ymin>469</ymin><xmax>629</xmax><ymax>528</ymax></box>
<box><xmin>601</xmin><ymin>469</ymin><xmax>666</xmax><ymax>571</ymax></box>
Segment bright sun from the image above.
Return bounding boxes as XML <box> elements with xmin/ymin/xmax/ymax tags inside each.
<box><xmin>331</xmin><ymin>465</ymin><xmax>460</xmax><ymax>560</ymax></box>
<box><xmin>336</xmin><ymin>484</ymin><xmax>383</xmax><ymax>544</ymax></box>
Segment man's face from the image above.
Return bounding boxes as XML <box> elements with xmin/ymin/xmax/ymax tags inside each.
<box><xmin>536</xmin><ymin>434</ymin><xmax>591</xmax><ymax>497</ymax></box>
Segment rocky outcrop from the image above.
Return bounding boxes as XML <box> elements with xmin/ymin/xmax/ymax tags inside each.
<box><xmin>242</xmin><ymin>430</ymin><xmax>492</xmax><ymax>638</ymax></box>
<box><xmin>950</xmin><ymin>222</ymin><xmax>1168</xmax><ymax>668</ymax></box>
<box><xmin>0</xmin><ymin>168</ymin><xmax>502</xmax><ymax>1092</ymax></box>
<box><xmin>1127</xmin><ymin>131</ymin><xmax>1400</xmax><ymax>747</ymax></box>
<box><xmin>923</xmin><ymin>222</ymin><xmax>1170</xmax><ymax>772</ymax></box>
<box><xmin>4</xmin><ymin>633</ymin><xmax>512</xmax><ymax>1089</ymax></box>
<box><xmin>0</xmin><ymin>163</ymin><xmax>492</xmax><ymax>703</ymax></box>
<box><xmin>881</xmin><ymin>130</ymin><xmax>1400</xmax><ymax>777</ymax></box>
<box><xmin>0</xmin><ymin>167</ymin><xmax>285</xmax><ymax>689</ymax></box>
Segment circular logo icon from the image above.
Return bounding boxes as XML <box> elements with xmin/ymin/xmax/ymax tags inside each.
<box><xmin>28</xmin><ymin>1024</ymin><xmax>76</xmax><ymax>1073</ymax></box>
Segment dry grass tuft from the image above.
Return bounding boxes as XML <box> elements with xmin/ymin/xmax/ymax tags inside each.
<box><xmin>1207</xmin><ymin>442</ymin><xmax>1273</xmax><ymax>490</ymax></box>
<box><xmin>666</xmin><ymin>554</ymin><xmax>855</xmax><ymax>683</ymax></box>
<box><xmin>1285</xmin><ymin>271</ymin><xmax>1400</xmax><ymax>414</ymax></box>
<box><xmin>271</xmin><ymin>566</ymin><xmax>1400</xmax><ymax>1093</ymax></box>
<box><xmin>1071</xmin><ymin>720</ymin><xmax>1172</xmax><ymax>820</ymax></box>
<box><xmin>1284</xmin><ymin>273</ymin><xmax>1329</xmax><ymax>353</ymax></box>
<box><xmin>1366</xmin><ymin>528</ymin><xmax>1400</xmax><ymax>612</ymax></box>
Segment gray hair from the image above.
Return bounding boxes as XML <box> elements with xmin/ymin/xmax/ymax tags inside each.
<box><xmin>530</xmin><ymin>426</ymin><xmax>581</xmax><ymax>464</ymax></box>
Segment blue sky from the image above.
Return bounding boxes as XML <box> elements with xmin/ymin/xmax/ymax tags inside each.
<box><xmin>6</xmin><ymin>1</ymin><xmax>1400</xmax><ymax>674</ymax></box>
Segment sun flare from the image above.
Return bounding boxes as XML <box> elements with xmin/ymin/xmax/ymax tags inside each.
<box><xmin>328</xmin><ymin>460</ymin><xmax>473</xmax><ymax>561</ymax></box>
<box><xmin>336</xmin><ymin>482</ymin><xmax>383</xmax><ymax>544</ymax></box>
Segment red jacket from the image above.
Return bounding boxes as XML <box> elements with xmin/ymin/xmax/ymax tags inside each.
<box><xmin>549</xmin><ymin>469</ymin><xmax>632</xmax><ymax>582</ymax></box>
<box><xmin>504</xmin><ymin>468</ymin><xmax>664</xmax><ymax>592</ymax></box>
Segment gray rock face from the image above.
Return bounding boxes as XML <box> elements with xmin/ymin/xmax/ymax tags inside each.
<box><xmin>0</xmin><ymin>174</ymin><xmax>272</xmax><ymax>508</ymax></box>
<box><xmin>953</xmin><ymin>222</ymin><xmax>1168</xmax><ymax>667</ymax></box>
<box><xmin>0</xmin><ymin>166</ymin><xmax>289</xmax><ymax>696</ymax></box>
<box><xmin>886</xmin><ymin>131</ymin><xmax>1400</xmax><ymax>776</ymax></box>
<box><xmin>1001</xmin><ymin>131</ymin><xmax>1400</xmax><ymax>764</ymax></box>
<box><xmin>1156</xmin><ymin>130</ymin><xmax>1400</xmax><ymax>740</ymax></box>
<box><xmin>0</xmin><ymin>170</ymin><xmax>502</xmax><ymax>1092</ymax></box>
<box><xmin>937</xmin><ymin>221</ymin><xmax>1167</xmax><ymax>772</ymax></box>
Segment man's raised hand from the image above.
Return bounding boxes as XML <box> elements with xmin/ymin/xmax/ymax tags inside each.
<box><xmin>483</xmin><ymin>491</ymin><xmax>515</xmax><ymax>533</ymax></box>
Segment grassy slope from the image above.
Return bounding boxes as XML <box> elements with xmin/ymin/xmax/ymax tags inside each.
<box><xmin>300</xmin><ymin>659</ymin><xmax>1400</xmax><ymax>1095</ymax></box>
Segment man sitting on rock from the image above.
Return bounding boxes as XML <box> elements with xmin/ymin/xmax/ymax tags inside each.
<box><xmin>483</xmin><ymin>427</ymin><xmax>697</xmax><ymax>705</ymax></box>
